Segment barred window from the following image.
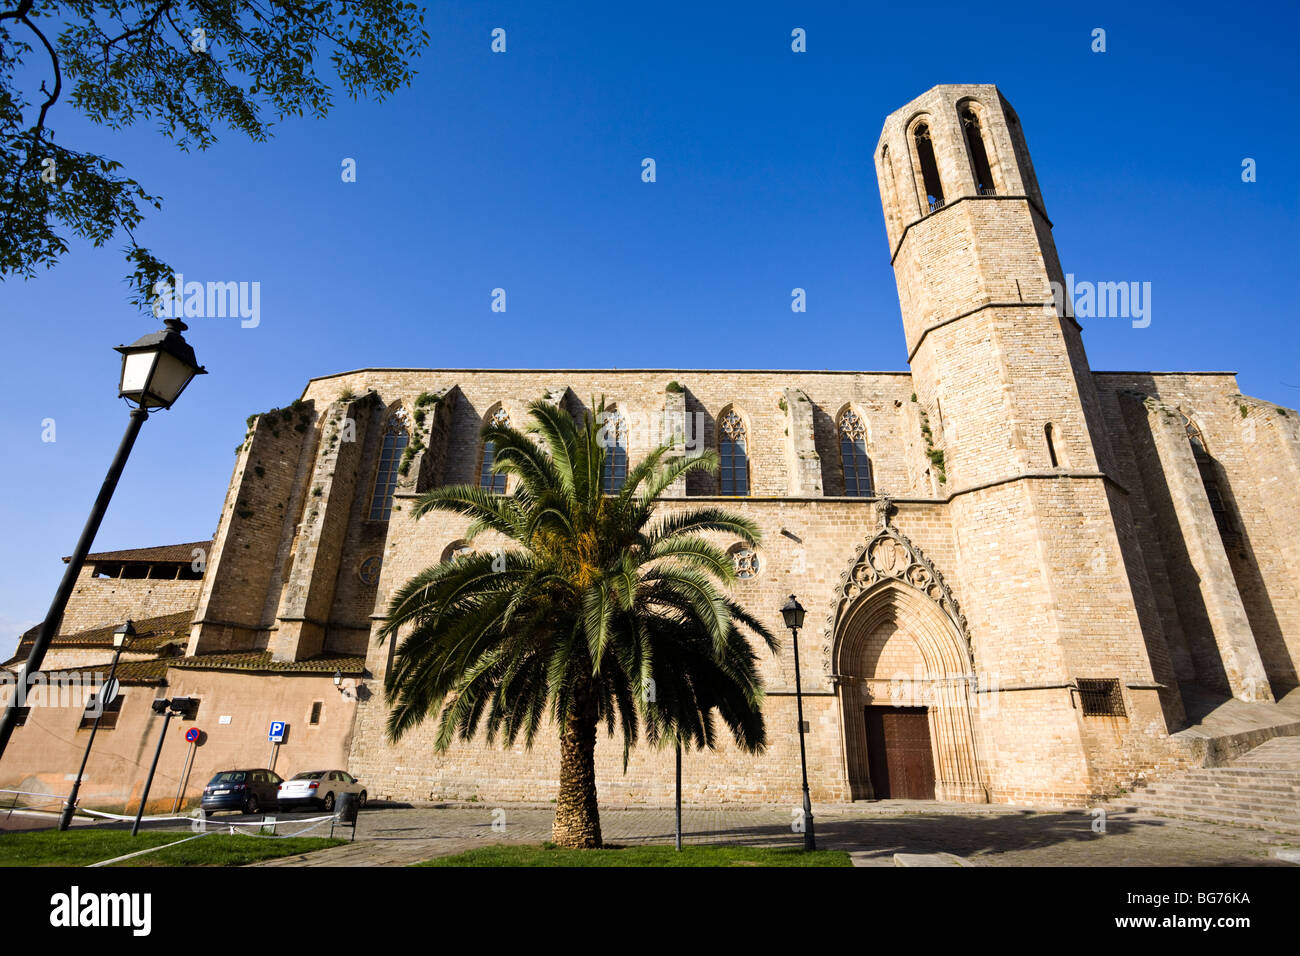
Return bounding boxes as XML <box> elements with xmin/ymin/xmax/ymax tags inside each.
<box><xmin>368</xmin><ymin>418</ymin><xmax>408</xmax><ymax>521</ymax></box>
<box><xmin>602</xmin><ymin>410</ymin><xmax>628</xmax><ymax>493</ymax></box>
<box><xmin>839</xmin><ymin>410</ymin><xmax>873</xmax><ymax>497</ymax></box>
<box><xmin>1077</xmin><ymin>679</ymin><xmax>1125</xmax><ymax>717</ymax></box>
<box><xmin>480</xmin><ymin>407</ymin><xmax>510</xmax><ymax>493</ymax></box>
<box><xmin>719</xmin><ymin>410</ymin><xmax>749</xmax><ymax>496</ymax></box>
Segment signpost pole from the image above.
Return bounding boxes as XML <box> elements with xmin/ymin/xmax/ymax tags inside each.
<box><xmin>172</xmin><ymin>737</ymin><xmax>197</xmax><ymax>814</ymax></box>
<box><xmin>267</xmin><ymin>722</ymin><xmax>286</xmax><ymax>773</ymax></box>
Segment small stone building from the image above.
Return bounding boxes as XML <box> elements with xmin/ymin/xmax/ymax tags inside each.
<box><xmin>5</xmin><ymin>84</ymin><xmax>1299</xmax><ymax>811</ymax></box>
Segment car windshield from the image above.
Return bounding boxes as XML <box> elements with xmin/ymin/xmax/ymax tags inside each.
<box><xmin>291</xmin><ymin>771</ymin><xmax>326</xmax><ymax>780</ymax></box>
<box><xmin>209</xmin><ymin>772</ymin><xmax>245</xmax><ymax>785</ymax></box>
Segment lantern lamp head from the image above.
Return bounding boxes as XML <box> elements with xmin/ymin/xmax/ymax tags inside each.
<box><xmin>114</xmin><ymin>318</ymin><xmax>206</xmax><ymax>410</ymax></box>
<box><xmin>781</xmin><ymin>595</ymin><xmax>806</xmax><ymax>631</ymax></box>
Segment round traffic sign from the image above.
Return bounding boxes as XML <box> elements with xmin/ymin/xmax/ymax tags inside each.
<box><xmin>184</xmin><ymin>727</ymin><xmax>201</xmax><ymax>743</ymax></box>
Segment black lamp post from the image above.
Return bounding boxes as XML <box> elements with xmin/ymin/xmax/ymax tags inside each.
<box><xmin>781</xmin><ymin>594</ymin><xmax>815</xmax><ymax>851</ymax></box>
<box><xmin>0</xmin><ymin>318</ymin><xmax>204</xmax><ymax>765</ymax></box>
<box><xmin>57</xmin><ymin>621</ymin><xmax>135</xmax><ymax>830</ymax></box>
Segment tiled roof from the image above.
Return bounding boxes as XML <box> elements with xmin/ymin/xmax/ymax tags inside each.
<box><xmin>19</xmin><ymin>652</ymin><xmax>366</xmax><ymax>685</ymax></box>
<box><xmin>30</xmin><ymin>656</ymin><xmax>173</xmax><ymax>684</ymax></box>
<box><xmin>64</xmin><ymin>541</ymin><xmax>213</xmax><ymax>564</ymax></box>
<box><xmin>169</xmin><ymin>652</ymin><xmax>367</xmax><ymax>675</ymax></box>
<box><xmin>11</xmin><ymin>610</ymin><xmax>194</xmax><ymax>654</ymax></box>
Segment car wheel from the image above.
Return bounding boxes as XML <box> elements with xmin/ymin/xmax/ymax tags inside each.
<box><xmin>322</xmin><ymin>792</ymin><xmax>335</xmax><ymax>812</ymax></box>
<box><xmin>358</xmin><ymin>790</ymin><xmax>367</xmax><ymax>808</ymax></box>
<box><xmin>203</xmin><ymin>809</ymin><xmax>213</xmax><ymax>819</ymax></box>
<box><xmin>246</xmin><ymin>794</ymin><xmax>260</xmax><ymax>814</ymax></box>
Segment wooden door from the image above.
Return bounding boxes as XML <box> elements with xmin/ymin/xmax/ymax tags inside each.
<box><xmin>864</xmin><ymin>706</ymin><xmax>936</xmax><ymax>799</ymax></box>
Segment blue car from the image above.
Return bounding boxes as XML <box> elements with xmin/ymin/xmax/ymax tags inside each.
<box><xmin>201</xmin><ymin>768</ymin><xmax>283</xmax><ymax>816</ymax></box>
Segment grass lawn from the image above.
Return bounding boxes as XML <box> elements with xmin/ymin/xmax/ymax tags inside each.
<box><xmin>419</xmin><ymin>843</ymin><xmax>853</xmax><ymax>867</ymax></box>
<box><xmin>0</xmin><ymin>828</ymin><xmax>344</xmax><ymax>867</ymax></box>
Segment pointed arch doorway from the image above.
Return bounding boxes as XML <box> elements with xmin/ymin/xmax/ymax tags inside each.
<box><xmin>827</xmin><ymin>515</ymin><xmax>988</xmax><ymax>803</ymax></box>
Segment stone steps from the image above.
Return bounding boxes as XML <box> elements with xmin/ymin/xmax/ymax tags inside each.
<box><xmin>1125</xmin><ymin>801</ymin><xmax>1300</xmax><ymax>836</ymax></box>
<box><xmin>1113</xmin><ymin>736</ymin><xmax>1300</xmax><ymax>836</ymax></box>
<box><xmin>1231</xmin><ymin>737</ymin><xmax>1300</xmax><ymax>770</ymax></box>
<box><xmin>1149</xmin><ymin>780</ymin><xmax>1300</xmax><ymax>790</ymax></box>
<box><xmin>1134</xmin><ymin>790</ymin><xmax>1300</xmax><ymax>817</ymax></box>
<box><xmin>1141</xmin><ymin>778</ymin><xmax>1300</xmax><ymax>799</ymax></box>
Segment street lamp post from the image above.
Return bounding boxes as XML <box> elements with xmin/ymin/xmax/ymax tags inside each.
<box><xmin>57</xmin><ymin>621</ymin><xmax>135</xmax><ymax>830</ymax></box>
<box><xmin>674</xmin><ymin>737</ymin><xmax>682</xmax><ymax>852</ymax></box>
<box><xmin>782</xmin><ymin>594</ymin><xmax>816</xmax><ymax>851</ymax></box>
<box><xmin>0</xmin><ymin>319</ymin><xmax>204</xmax><ymax>765</ymax></box>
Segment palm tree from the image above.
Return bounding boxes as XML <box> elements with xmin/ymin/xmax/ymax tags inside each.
<box><xmin>379</xmin><ymin>397</ymin><xmax>778</xmax><ymax>848</ymax></box>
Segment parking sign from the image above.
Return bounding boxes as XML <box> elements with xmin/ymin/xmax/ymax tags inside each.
<box><xmin>269</xmin><ymin>721</ymin><xmax>287</xmax><ymax>743</ymax></box>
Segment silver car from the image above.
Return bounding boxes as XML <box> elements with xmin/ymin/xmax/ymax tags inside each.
<box><xmin>277</xmin><ymin>769</ymin><xmax>366</xmax><ymax>812</ymax></box>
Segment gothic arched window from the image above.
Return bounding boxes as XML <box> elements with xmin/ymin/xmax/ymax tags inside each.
<box><xmin>839</xmin><ymin>409</ymin><xmax>873</xmax><ymax>497</ymax></box>
<box><xmin>602</xmin><ymin>409</ymin><xmax>628</xmax><ymax>493</ymax></box>
<box><xmin>368</xmin><ymin>415</ymin><xmax>408</xmax><ymax>521</ymax></box>
<box><xmin>719</xmin><ymin>409</ymin><xmax>750</xmax><ymax>496</ymax></box>
<box><xmin>961</xmin><ymin>107</ymin><xmax>996</xmax><ymax>195</ymax></box>
<box><xmin>479</xmin><ymin>407</ymin><xmax>510</xmax><ymax>493</ymax></box>
<box><xmin>913</xmin><ymin>122</ymin><xmax>945</xmax><ymax>212</ymax></box>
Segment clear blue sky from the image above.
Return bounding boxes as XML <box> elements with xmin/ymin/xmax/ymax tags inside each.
<box><xmin>1</xmin><ymin>0</ymin><xmax>1297</xmax><ymax>644</ymax></box>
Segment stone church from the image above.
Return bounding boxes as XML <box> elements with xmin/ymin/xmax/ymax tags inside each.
<box><xmin>5</xmin><ymin>84</ymin><xmax>1299</xmax><ymax>812</ymax></box>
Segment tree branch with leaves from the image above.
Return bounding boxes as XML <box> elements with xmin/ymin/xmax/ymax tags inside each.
<box><xmin>0</xmin><ymin>0</ymin><xmax>428</xmax><ymax>311</ymax></box>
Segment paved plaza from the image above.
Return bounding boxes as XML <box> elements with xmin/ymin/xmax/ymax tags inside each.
<box><xmin>236</xmin><ymin>802</ymin><xmax>1295</xmax><ymax>867</ymax></box>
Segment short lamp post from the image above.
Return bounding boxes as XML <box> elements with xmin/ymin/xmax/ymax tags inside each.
<box><xmin>782</xmin><ymin>594</ymin><xmax>816</xmax><ymax>851</ymax></box>
<box><xmin>58</xmin><ymin>620</ymin><xmax>135</xmax><ymax>830</ymax></box>
<box><xmin>0</xmin><ymin>318</ymin><xmax>204</xmax><ymax>766</ymax></box>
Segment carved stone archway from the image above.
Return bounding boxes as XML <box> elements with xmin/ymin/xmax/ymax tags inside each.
<box><xmin>826</xmin><ymin>501</ymin><xmax>987</xmax><ymax>802</ymax></box>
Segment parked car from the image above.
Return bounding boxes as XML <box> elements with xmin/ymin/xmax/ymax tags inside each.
<box><xmin>201</xmin><ymin>769</ymin><xmax>283</xmax><ymax>815</ymax></box>
<box><xmin>277</xmin><ymin>770</ymin><xmax>366</xmax><ymax>812</ymax></box>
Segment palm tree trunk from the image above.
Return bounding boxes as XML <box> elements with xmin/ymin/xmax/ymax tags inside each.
<box><xmin>552</xmin><ymin>702</ymin><xmax>602</xmax><ymax>848</ymax></box>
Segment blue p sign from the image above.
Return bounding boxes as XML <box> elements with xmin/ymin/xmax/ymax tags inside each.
<box><xmin>269</xmin><ymin>721</ymin><xmax>286</xmax><ymax>743</ymax></box>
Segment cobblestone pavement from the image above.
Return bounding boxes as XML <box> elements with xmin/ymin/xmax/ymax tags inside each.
<box><xmin>247</xmin><ymin>802</ymin><xmax>1297</xmax><ymax>867</ymax></box>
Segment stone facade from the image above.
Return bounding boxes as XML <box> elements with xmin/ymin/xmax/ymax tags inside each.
<box><xmin>6</xmin><ymin>84</ymin><xmax>1299</xmax><ymax>811</ymax></box>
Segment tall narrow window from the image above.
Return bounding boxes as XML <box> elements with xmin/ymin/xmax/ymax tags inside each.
<box><xmin>479</xmin><ymin>407</ymin><xmax>510</xmax><ymax>493</ymax></box>
<box><xmin>961</xmin><ymin>107</ymin><xmax>996</xmax><ymax>195</ymax></box>
<box><xmin>719</xmin><ymin>410</ymin><xmax>749</xmax><ymax>496</ymax></box>
<box><xmin>880</xmin><ymin>145</ymin><xmax>900</xmax><ymax>233</ymax></box>
<box><xmin>1184</xmin><ymin>416</ymin><xmax>1234</xmax><ymax>537</ymax></box>
<box><xmin>914</xmin><ymin>123</ymin><xmax>945</xmax><ymax>212</ymax></box>
<box><xmin>602</xmin><ymin>410</ymin><xmax>628</xmax><ymax>493</ymax></box>
<box><xmin>839</xmin><ymin>409</ymin><xmax>874</xmax><ymax>497</ymax></box>
<box><xmin>1045</xmin><ymin>423</ymin><xmax>1059</xmax><ymax>467</ymax></box>
<box><xmin>368</xmin><ymin>417</ymin><xmax>408</xmax><ymax>521</ymax></box>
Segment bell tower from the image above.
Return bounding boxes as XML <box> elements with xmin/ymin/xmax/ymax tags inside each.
<box><xmin>876</xmin><ymin>85</ymin><xmax>1271</xmax><ymax>802</ymax></box>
